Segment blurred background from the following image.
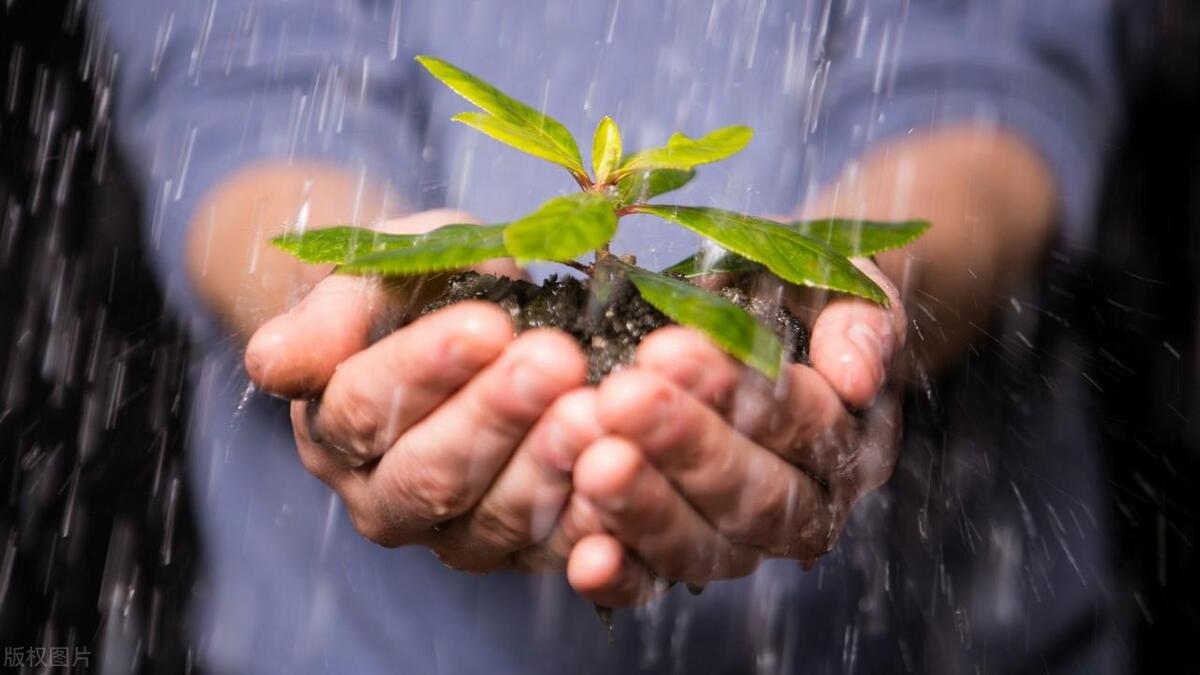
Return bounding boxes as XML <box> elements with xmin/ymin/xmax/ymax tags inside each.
<box><xmin>1</xmin><ymin>0</ymin><xmax>1198</xmax><ymax>673</ymax></box>
<box><xmin>0</xmin><ymin>2</ymin><xmax>197</xmax><ymax>669</ymax></box>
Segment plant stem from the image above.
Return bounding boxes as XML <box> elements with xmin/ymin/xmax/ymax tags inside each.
<box><xmin>572</xmin><ymin>171</ymin><xmax>593</xmax><ymax>191</ymax></box>
<box><xmin>562</xmin><ymin>259</ymin><xmax>592</xmax><ymax>275</ymax></box>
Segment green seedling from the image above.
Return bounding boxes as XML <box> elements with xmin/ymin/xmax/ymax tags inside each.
<box><xmin>273</xmin><ymin>56</ymin><xmax>929</xmax><ymax>378</ymax></box>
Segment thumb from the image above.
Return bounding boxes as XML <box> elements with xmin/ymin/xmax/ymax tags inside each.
<box><xmin>245</xmin><ymin>273</ymin><xmax>415</xmax><ymax>399</ymax></box>
<box><xmin>805</xmin><ymin>259</ymin><xmax>906</xmax><ymax>409</ymax></box>
<box><xmin>245</xmin><ymin>209</ymin><xmax>509</xmax><ymax>399</ymax></box>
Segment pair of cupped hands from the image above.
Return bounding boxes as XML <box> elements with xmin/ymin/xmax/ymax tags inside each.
<box><xmin>245</xmin><ymin>209</ymin><xmax>907</xmax><ymax>607</ymax></box>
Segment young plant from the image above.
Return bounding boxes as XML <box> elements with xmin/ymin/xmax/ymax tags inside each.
<box><xmin>273</xmin><ymin>56</ymin><xmax>929</xmax><ymax>378</ymax></box>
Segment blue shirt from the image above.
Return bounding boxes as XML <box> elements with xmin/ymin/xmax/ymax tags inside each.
<box><xmin>96</xmin><ymin>1</ymin><xmax>1136</xmax><ymax>672</ymax></box>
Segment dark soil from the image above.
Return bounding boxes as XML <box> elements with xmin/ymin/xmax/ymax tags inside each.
<box><xmin>420</xmin><ymin>272</ymin><xmax>808</xmax><ymax>383</ymax></box>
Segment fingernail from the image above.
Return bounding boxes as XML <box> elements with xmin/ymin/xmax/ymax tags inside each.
<box><xmin>847</xmin><ymin>321</ymin><xmax>879</xmax><ymax>356</ymax></box>
<box><xmin>848</xmin><ymin>322</ymin><xmax>893</xmax><ymax>367</ymax></box>
<box><xmin>306</xmin><ymin>405</ymin><xmax>325</xmax><ymax>444</ymax></box>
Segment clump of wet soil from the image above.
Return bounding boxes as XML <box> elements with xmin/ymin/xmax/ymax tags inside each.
<box><xmin>420</xmin><ymin>272</ymin><xmax>808</xmax><ymax>383</ymax></box>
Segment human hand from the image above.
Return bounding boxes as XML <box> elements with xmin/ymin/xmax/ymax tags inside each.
<box><xmin>245</xmin><ymin>209</ymin><xmax>607</xmax><ymax>573</ymax></box>
<box><xmin>564</xmin><ymin>260</ymin><xmax>907</xmax><ymax>606</ymax></box>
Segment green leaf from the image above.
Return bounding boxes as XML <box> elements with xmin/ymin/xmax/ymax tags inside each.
<box><xmin>616</xmin><ymin>126</ymin><xmax>752</xmax><ymax>175</ymax></box>
<box><xmin>453</xmin><ymin>113</ymin><xmax>583</xmax><ymax>173</ymax></box>
<box><xmin>624</xmin><ymin>265</ymin><xmax>782</xmax><ymax>378</ymax></box>
<box><xmin>416</xmin><ymin>56</ymin><xmax>584</xmax><ymax>174</ymax></box>
<box><xmin>336</xmin><ymin>223</ymin><xmax>509</xmax><ymax>275</ymax></box>
<box><xmin>503</xmin><ymin>192</ymin><xmax>617</xmax><ymax>262</ymax></box>
<box><xmin>591</xmin><ymin>116</ymin><xmax>622</xmax><ymax>183</ymax></box>
<box><xmin>788</xmin><ymin>218</ymin><xmax>930</xmax><ymax>257</ymax></box>
<box><xmin>271</xmin><ymin>226</ymin><xmax>425</xmax><ymax>264</ymax></box>
<box><xmin>661</xmin><ymin>250</ymin><xmax>763</xmax><ymax>278</ymax></box>
<box><xmin>612</xmin><ymin>168</ymin><xmax>695</xmax><ymax>207</ymax></box>
<box><xmin>663</xmin><ymin>218</ymin><xmax>930</xmax><ymax>277</ymax></box>
<box><xmin>639</xmin><ymin>206</ymin><xmax>887</xmax><ymax>303</ymax></box>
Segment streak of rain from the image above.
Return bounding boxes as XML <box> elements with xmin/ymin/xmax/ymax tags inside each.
<box><xmin>0</xmin><ymin>1</ymin><xmax>1197</xmax><ymax>674</ymax></box>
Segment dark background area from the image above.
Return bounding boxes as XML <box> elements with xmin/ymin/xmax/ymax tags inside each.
<box><xmin>1089</xmin><ymin>1</ymin><xmax>1200</xmax><ymax>666</ymax></box>
<box><xmin>0</xmin><ymin>0</ymin><xmax>1197</xmax><ymax>673</ymax></box>
<box><xmin>0</xmin><ymin>1</ymin><xmax>197</xmax><ymax>671</ymax></box>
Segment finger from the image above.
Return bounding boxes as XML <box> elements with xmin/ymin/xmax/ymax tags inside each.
<box><xmin>290</xmin><ymin>399</ymin><xmax>352</xmax><ymax>487</ymax></box>
<box><xmin>309</xmin><ymin>301</ymin><xmax>513</xmax><ymax>466</ymax></box>
<box><xmin>849</xmin><ymin>390</ymin><xmax>903</xmax><ymax>498</ymax></box>
<box><xmin>634</xmin><ymin>326</ymin><xmax>741</xmax><ymax>411</ymax></box>
<box><xmin>757</xmin><ymin>364</ymin><xmax>853</xmax><ymax>478</ymax></box>
<box><xmin>574</xmin><ymin>437</ymin><xmax>760</xmax><ymax>582</ymax></box>
<box><xmin>596</xmin><ymin>370</ymin><xmax>835</xmax><ymax>556</ymax></box>
<box><xmin>806</xmin><ymin>259</ymin><xmax>906</xmax><ymax>408</ymax></box>
<box><xmin>246</xmin><ymin>273</ymin><xmax>397</xmax><ymax>398</ymax></box>
<box><xmin>348</xmin><ymin>330</ymin><xmax>586</xmax><ymax>547</ymax></box>
<box><xmin>377</xmin><ymin>208</ymin><xmax>480</xmax><ymax>234</ymax></box>
<box><xmin>636</xmin><ymin>328</ymin><xmax>850</xmax><ymax>474</ymax></box>
<box><xmin>246</xmin><ymin>209</ymin><xmax>516</xmax><ymax>399</ymax></box>
<box><xmin>567</xmin><ymin>534</ymin><xmax>663</xmax><ymax>608</ymax></box>
<box><xmin>513</xmin><ymin>494</ymin><xmax>603</xmax><ymax>573</ymax></box>
<box><xmin>637</xmin><ymin>315</ymin><xmax>897</xmax><ymax>513</ymax></box>
<box><xmin>432</xmin><ymin>389</ymin><xmax>603</xmax><ymax>572</ymax></box>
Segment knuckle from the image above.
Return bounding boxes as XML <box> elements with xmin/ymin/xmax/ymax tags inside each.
<box><xmin>728</xmin><ymin>491</ymin><xmax>790</xmax><ymax>547</ymax></box>
<box><xmin>788</xmin><ymin>499</ymin><xmax>843</xmax><ymax>558</ymax></box>
<box><xmin>860</xmin><ymin>453</ymin><xmax>898</xmax><ymax>493</ymax></box>
<box><xmin>838</xmin><ymin>457</ymin><xmax>894</xmax><ymax>508</ymax></box>
<box><xmin>427</xmin><ymin>543</ymin><xmax>471</xmax><ymax>572</ymax></box>
<box><xmin>400</xmin><ymin>463</ymin><xmax>471</xmax><ymax>521</ymax></box>
<box><xmin>722</xmin><ymin>476</ymin><xmax>800</xmax><ymax>547</ymax></box>
<box><xmin>472</xmin><ymin>506</ymin><xmax>533</xmax><ymax>552</ymax></box>
<box><xmin>830</xmin><ymin>441</ymin><xmax>865</xmax><ymax>485</ymax></box>
<box><xmin>427</xmin><ymin>523</ymin><xmax>515</xmax><ymax>574</ymax></box>
<box><xmin>347</xmin><ymin>509</ymin><xmax>400</xmax><ymax>548</ymax></box>
<box><xmin>320</xmin><ymin>380</ymin><xmax>382</xmax><ymax>446</ymax></box>
<box><xmin>559</xmin><ymin>496</ymin><xmax>603</xmax><ymax>543</ymax></box>
<box><xmin>798</xmin><ymin>405</ymin><xmax>848</xmax><ymax>453</ymax></box>
<box><xmin>513</xmin><ymin>547</ymin><xmax>563</xmax><ymax>574</ymax></box>
<box><xmin>295</xmin><ymin>440</ymin><xmax>330</xmax><ymax>479</ymax></box>
<box><xmin>599</xmin><ymin>372</ymin><xmax>683</xmax><ymax>447</ymax></box>
<box><xmin>430</xmin><ymin>545</ymin><xmax>502</xmax><ymax>575</ymax></box>
<box><xmin>728</xmin><ymin>385</ymin><xmax>775</xmax><ymax>439</ymax></box>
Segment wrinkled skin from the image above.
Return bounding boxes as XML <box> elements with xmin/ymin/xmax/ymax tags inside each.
<box><xmin>245</xmin><ymin>209</ymin><xmax>906</xmax><ymax>607</ymax></box>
